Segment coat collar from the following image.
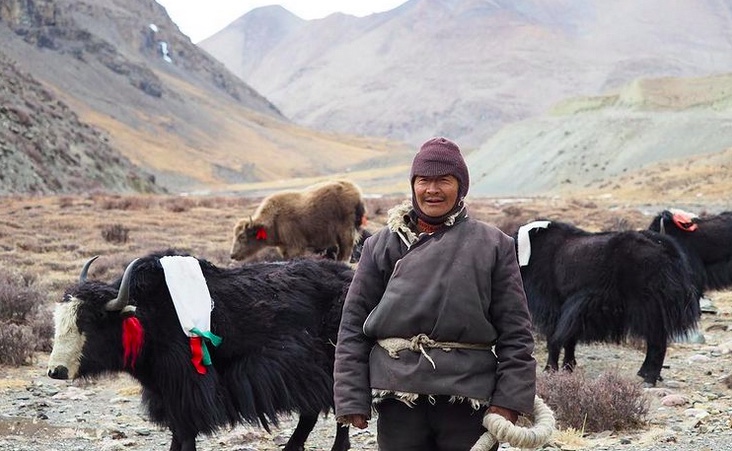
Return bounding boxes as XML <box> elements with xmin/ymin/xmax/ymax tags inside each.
<box><xmin>386</xmin><ymin>201</ymin><xmax>468</xmax><ymax>246</ymax></box>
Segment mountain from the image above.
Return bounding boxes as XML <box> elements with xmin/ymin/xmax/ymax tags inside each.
<box><xmin>3</xmin><ymin>0</ymin><xmax>731</xmax><ymax>199</ymax></box>
<box><xmin>197</xmin><ymin>6</ymin><xmax>306</xmax><ymax>83</ymax></box>
<box><xmin>200</xmin><ymin>0</ymin><xmax>732</xmax><ymax>149</ymax></box>
<box><xmin>0</xmin><ymin>0</ymin><xmax>414</xmax><ymax>195</ymax></box>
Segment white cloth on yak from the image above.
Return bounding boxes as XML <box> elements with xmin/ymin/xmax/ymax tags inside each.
<box><xmin>160</xmin><ymin>255</ymin><xmax>213</xmax><ymax>336</ymax></box>
<box><xmin>517</xmin><ymin>220</ymin><xmax>551</xmax><ymax>267</ymax></box>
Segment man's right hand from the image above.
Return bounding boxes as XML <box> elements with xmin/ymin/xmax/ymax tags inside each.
<box><xmin>338</xmin><ymin>414</ymin><xmax>369</xmax><ymax>429</ymax></box>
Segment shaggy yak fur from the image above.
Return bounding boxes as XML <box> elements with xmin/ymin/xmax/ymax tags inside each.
<box><xmin>231</xmin><ymin>180</ymin><xmax>366</xmax><ymax>262</ymax></box>
<box><xmin>517</xmin><ymin>220</ymin><xmax>701</xmax><ymax>386</ymax></box>
<box><xmin>648</xmin><ymin>209</ymin><xmax>732</xmax><ymax>293</ymax></box>
<box><xmin>47</xmin><ymin>251</ymin><xmax>354</xmax><ymax>451</ymax></box>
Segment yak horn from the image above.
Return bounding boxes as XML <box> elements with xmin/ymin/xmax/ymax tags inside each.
<box><xmin>105</xmin><ymin>258</ymin><xmax>140</xmax><ymax>312</ymax></box>
<box><xmin>79</xmin><ymin>255</ymin><xmax>100</xmax><ymax>283</ymax></box>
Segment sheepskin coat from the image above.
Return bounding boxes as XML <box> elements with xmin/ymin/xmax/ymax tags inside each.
<box><xmin>333</xmin><ymin>202</ymin><xmax>536</xmax><ymax>420</ymax></box>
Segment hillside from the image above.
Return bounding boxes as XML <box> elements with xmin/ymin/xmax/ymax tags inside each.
<box><xmin>0</xmin><ymin>50</ymin><xmax>160</xmax><ymax>194</ymax></box>
<box><xmin>0</xmin><ymin>0</ymin><xmax>414</xmax><ymax>194</ymax></box>
<box><xmin>467</xmin><ymin>72</ymin><xmax>732</xmax><ymax>198</ymax></box>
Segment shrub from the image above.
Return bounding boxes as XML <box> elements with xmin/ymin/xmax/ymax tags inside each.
<box><xmin>537</xmin><ymin>369</ymin><xmax>650</xmax><ymax>432</ymax></box>
<box><xmin>0</xmin><ymin>323</ymin><xmax>36</xmax><ymax>365</ymax></box>
<box><xmin>101</xmin><ymin>223</ymin><xmax>130</xmax><ymax>244</ymax></box>
<box><xmin>0</xmin><ymin>266</ymin><xmax>52</xmax><ymax>365</ymax></box>
<box><xmin>31</xmin><ymin>305</ymin><xmax>55</xmax><ymax>352</ymax></box>
<box><xmin>0</xmin><ymin>268</ymin><xmax>44</xmax><ymax>323</ymax></box>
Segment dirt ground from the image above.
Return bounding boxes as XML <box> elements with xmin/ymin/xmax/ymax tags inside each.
<box><xmin>1</xmin><ymin>193</ymin><xmax>731</xmax><ymax>450</ymax></box>
<box><xmin>1</xmin><ymin>293</ymin><xmax>731</xmax><ymax>451</ymax></box>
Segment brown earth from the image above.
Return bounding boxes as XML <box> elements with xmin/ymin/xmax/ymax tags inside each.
<box><xmin>0</xmin><ymin>193</ymin><xmax>731</xmax><ymax>450</ymax></box>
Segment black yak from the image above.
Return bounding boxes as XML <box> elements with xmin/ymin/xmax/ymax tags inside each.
<box><xmin>47</xmin><ymin>252</ymin><xmax>354</xmax><ymax>451</ymax></box>
<box><xmin>648</xmin><ymin>209</ymin><xmax>732</xmax><ymax>293</ymax></box>
<box><xmin>516</xmin><ymin>220</ymin><xmax>701</xmax><ymax>386</ymax></box>
<box><xmin>231</xmin><ymin>180</ymin><xmax>366</xmax><ymax>262</ymax></box>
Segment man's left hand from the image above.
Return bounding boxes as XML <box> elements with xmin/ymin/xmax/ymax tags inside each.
<box><xmin>488</xmin><ymin>405</ymin><xmax>519</xmax><ymax>424</ymax></box>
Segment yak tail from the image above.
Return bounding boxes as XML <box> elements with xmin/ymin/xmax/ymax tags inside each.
<box><xmin>646</xmin><ymin>275</ymin><xmax>701</xmax><ymax>340</ymax></box>
<box><xmin>645</xmin><ymin>234</ymin><xmax>703</xmax><ymax>338</ymax></box>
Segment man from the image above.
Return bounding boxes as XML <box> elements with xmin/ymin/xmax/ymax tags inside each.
<box><xmin>334</xmin><ymin>137</ymin><xmax>537</xmax><ymax>451</ymax></box>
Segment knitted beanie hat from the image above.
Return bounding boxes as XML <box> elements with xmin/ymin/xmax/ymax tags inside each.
<box><xmin>410</xmin><ymin>137</ymin><xmax>469</xmax><ymax>199</ymax></box>
<box><xmin>410</xmin><ymin>137</ymin><xmax>469</xmax><ymax>224</ymax></box>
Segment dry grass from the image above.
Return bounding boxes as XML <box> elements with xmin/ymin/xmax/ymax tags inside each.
<box><xmin>0</xmin><ymin>191</ymin><xmax>687</xmax><ymax>371</ymax></box>
<box><xmin>80</xmin><ymin>69</ymin><xmax>415</xmax><ymax>194</ymax></box>
<box><xmin>0</xmin><ymin>191</ymin><xmax>719</xmax><ymax>308</ymax></box>
<box><xmin>572</xmin><ymin>147</ymin><xmax>732</xmax><ymax>206</ymax></box>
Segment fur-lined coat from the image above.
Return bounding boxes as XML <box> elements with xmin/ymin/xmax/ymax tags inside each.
<box><xmin>333</xmin><ymin>201</ymin><xmax>536</xmax><ymax>420</ymax></box>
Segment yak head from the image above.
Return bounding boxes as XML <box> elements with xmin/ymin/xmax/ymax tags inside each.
<box><xmin>47</xmin><ymin>257</ymin><xmax>140</xmax><ymax>380</ymax></box>
<box><xmin>231</xmin><ymin>218</ymin><xmax>270</xmax><ymax>261</ymax></box>
<box><xmin>649</xmin><ymin>209</ymin><xmax>699</xmax><ymax>234</ymax></box>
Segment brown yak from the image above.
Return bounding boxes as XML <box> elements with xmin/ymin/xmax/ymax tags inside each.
<box><xmin>231</xmin><ymin>180</ymin><xmax>366</xmax><ymax>262</ymax></box>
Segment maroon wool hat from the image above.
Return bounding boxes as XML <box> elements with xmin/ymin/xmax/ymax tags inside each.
<box><xmin>410</xmin><ymin>136</ymin><xmax>470</xmax><ymax>199</ymax></box>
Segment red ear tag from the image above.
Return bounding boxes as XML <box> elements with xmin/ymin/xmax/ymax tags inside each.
<box><xmin>671</xmin><ymin>212</ymin><xmax>698</xmax><ymax>232</ymax></box>
<box><xmin>255</xmin><ymin>228</ymin><xmax>267</xmax><ymax>240</ymax></box>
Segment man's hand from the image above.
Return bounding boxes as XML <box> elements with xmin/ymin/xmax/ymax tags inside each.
<box><xmin>337</xmin><ymin>414</ymin><xmax>369</xmax><ymax>429</ymax></box>
<box><xmin>488</xmin><ymin>405</ymin><xmax>519</xmax><ymax>424</ymax></box>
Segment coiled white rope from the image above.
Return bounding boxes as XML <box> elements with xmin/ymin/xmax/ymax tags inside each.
<box><xmin>470</xmin><ymin>396</ymin><xmax>556</xmax><ymax>451</ymax></box>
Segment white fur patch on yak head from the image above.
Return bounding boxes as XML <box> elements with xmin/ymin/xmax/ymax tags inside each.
<box><xmin>47</xmin><ymin>296</ymin><xmax>86</xmax><ymax>380</ymax></box>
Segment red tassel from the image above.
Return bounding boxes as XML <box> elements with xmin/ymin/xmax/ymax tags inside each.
<box><xmin>255</xmin><ymin>228</ymin><xmax>267</xmax><ymax>240</ymax></box>
<box><xmin>189</xmin><ymin>336</ymin><xmax>206</xmax><ymax>374</ymax></box>
<box><xmin>671</xmin><ymin>211</ymin><xmax>698</xmax><ymax>232</ymax></box>
<box><xmin>122</xmin><ymin>316</ymin><xmax>144</xmax><ymax>369</ymax></box>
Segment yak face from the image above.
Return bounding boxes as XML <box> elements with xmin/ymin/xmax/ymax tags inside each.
<box><xmin>48</xmin><ymin>258</ymin><xmax>139</xmax><ymax>380</ymax></box>
<box><xmin>649</xmin><ymin>209</ymin><xmax>699</xmax><ymax>234</ymax></box>
<box><xmin>48</xmin><ymin>283</ymin><xmax>125</xmax><ymax>380</ymax></box>
<box><xmin>231</xmin><ymin>220</ymin><xmax>269</xmax><ymax>261</ymax></box>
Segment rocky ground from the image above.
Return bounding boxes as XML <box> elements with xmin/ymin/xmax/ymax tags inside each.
<box><xmin>1</xmin><ymin>292</ymin><xmax>731</xmax><ymax>451</ymax></box>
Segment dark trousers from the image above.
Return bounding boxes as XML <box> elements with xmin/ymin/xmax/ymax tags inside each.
<box><xmin>375</xmin><ymin>396</ymin><xmax>496</xmax><ymax>451</ymax></box>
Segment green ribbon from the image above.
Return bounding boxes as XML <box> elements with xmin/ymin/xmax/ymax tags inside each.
<box><xmin>190</xmin><ymin>327</ymin><xmax>223</xmax><ymax>366</ymax></box>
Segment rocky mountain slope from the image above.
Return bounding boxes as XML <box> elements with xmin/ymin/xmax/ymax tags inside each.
<box><xmin>200</xmin><ymin>0</ymin><xmax>732</xmax><ymax>149</ymax></box>
<box><xmin>0</xmin><ymin>0</ymin><xmax>414</xmax><ymax>194</ymax></box>
<box><xmin>0</xmin><ymin>49</ymin><xmax>159</xmax><ymax>194</ymax></box>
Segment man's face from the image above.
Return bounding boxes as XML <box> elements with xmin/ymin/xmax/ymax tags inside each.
<box><xmin>413</xmin><ymin>174</ymin><xmax>459</xmax><ymax>218</ymax></box>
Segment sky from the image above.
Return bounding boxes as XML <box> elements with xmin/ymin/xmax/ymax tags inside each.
<box><xmin>156</xmin><ymin>1</ymin><xmax>409</xmax><ymax>43</ymax></box>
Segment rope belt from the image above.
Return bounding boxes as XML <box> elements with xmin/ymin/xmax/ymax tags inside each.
<box><xmin>471</xmin><ymin>396</ymin><xmax>556</xmax><ymax>451</ymax></box>
<box><xmin>378</xmin><ymin>333</ymin><xmax>493</xmax><ymax>369</ymax></box>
